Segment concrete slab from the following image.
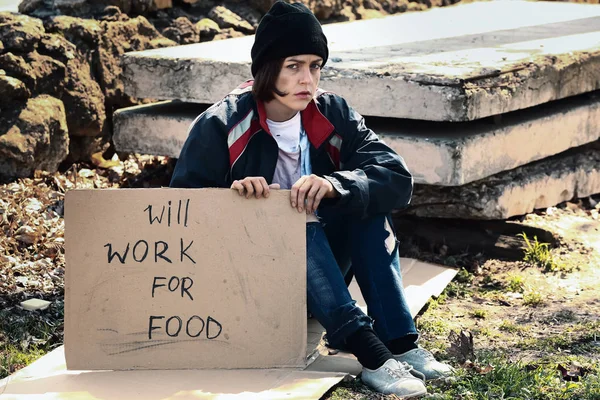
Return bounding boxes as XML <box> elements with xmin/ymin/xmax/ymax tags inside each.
<box><xmin>382</xmin><ymin>92</ymin><xmax>600</xmax><ymax>185</ymax></box>
<box><xmin>409</xmin><ymin>141</ymin><xmax>600</xmax><ymax>219</ymax></box>
<box><xmin>113</xmin><ymin>92</ymin><xmax>600</xmax><ymax>186</ymax></box>
<box><xmin>121</xmin><ymin>1</ymin><xmax>600</xmax><ymax>121</ymax></box>
<box><xmin>113</xmin><ymin>102</ymin><xmax>208</xmax><ymax>159</ymax></box>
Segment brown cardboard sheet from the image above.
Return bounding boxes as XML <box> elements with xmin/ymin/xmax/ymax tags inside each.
<box><xmin>64</xmin><ymin>189</ymin><xmax>307</xmax><ymax>370</ymax></box>
<box><xmin>0</xmin><ymin>347</ymin><xmax>347</xmax><ymax>400</ymax></box>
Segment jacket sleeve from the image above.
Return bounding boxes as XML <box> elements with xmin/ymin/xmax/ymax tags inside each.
<box><xmin>322</xmin><ymin>97</ymin><xmax>413</xmax><ymax>217</ymax></box>
<box><xmin>169</xmin><ymin>112</ymin><xmax>230</xmax><ymax>189</ymax></box>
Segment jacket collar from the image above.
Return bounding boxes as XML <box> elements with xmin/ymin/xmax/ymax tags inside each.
<box><xmin>255</xmin><ymin>96</ymin><xmax>335</xmax><ymax>149</ymax></box>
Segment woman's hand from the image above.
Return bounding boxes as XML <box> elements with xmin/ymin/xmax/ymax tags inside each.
<box><xmin>291</xmin><ymin>174</ymin><xmax>338</xmax><ymax>214</ymax></box>
<box><xmin>231</xmin><ymin>177</ymin><xmax>280</xmax><ymax>198</ymax></box>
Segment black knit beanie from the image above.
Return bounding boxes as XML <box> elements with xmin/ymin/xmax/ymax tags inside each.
<box><xmin>251</xmin><ymin>1</ymin><xmax>329</xmax><ymax>77</ymax></box>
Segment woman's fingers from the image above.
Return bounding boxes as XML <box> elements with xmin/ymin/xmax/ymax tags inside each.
<box><xmin>250</xmin><ymin>178</ymin><xmax>264</xmax><ymax>198</ymax></box>
<box><xmin>305</xmin><ymin>182</ymin><xmax>321</xmax><ymax>214</ymax></box>
<box><xmin>311</xmin><ymin>185</ymin><xmax>330</xmax><ymax>214</ymax></box>
<box><xmin>242</xmin><ymin>179</ymin><xmax>255</xmax><ymax>198</ymax></box>
<box><xmin>290</xmin><ymin>176</ymin><xmax>307</xmax><ymax>210</ymax></box>
<box><xmin>259</xmin><ymin>177</ymin><xmax>270</xmax><ymax>198</ymax></box>
<box><xmin>231</xmin><ymin>180</ymin><xmax>245</xmax><ymax>196</ymax></box>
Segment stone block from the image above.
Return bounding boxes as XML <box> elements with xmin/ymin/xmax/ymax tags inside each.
<box><xmin>409</xmin><ymin>141</ymin><xmax>600</xmax><ymax>219</ymax></box>
<box><xmin>122</xmin><ymin>1</ymin><xmax>600</xmax><ymax>121</ymax></box>
<box><xmin>113</xmin><ymin>101</ymin><xmax>208</xmax><ymax>158</ymax></box>
<box><xmin>113</xmin><ymin>92</ymin><xmax>600</xmax><ymax>186</ymax></box>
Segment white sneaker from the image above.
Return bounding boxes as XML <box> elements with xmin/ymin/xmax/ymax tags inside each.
<box><xmin>394</xmin><ymin>347</ymin><xmax>455</xmax><ymax>381</ymax></box>
<box><xmin>361</xmin><ymin>358</ymin><xmax>427</xmax><ymax>398</ymax></box>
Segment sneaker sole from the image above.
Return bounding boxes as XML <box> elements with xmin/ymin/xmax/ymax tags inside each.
<box><xmin>396</xmin><ymin>388</ymin><xmax>427</xmax><ymax>399</ymax></box>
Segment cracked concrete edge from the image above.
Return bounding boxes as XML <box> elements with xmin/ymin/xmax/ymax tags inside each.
<box><xmin>409</xmin><ymin>141</ymin><xmax>600</xmax><ymax>219</ymax></box>
<box><xmin>463</xmin><ymin>52</ymin><xmax>600</xmax><ymax>121</ymax></box>
<box><xmin>456</xmin><ymin>93</ymin><xmax>600</xmax><ymax>185</ymax></box>
<box><xmin>121</xmin><ymin>49</ymin><xmax>600</xmax><ymax>121</ymax></box>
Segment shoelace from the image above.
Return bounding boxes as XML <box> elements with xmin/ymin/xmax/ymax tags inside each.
<box><xmin>384</xmin><ymin>361</ymin><xmax>415</xmax><ymax>380</ymax></box>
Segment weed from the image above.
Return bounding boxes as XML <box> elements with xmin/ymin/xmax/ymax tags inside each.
<box><xmin>471</xmin><ymin>309</ymin><xmax>488</xmax><ymax>319</ymax></box>
<box><xmin>507</xmin><ymin>274</ymin><xmax>526</xmax><ymax>293</ymax></box>
<box><xmin>524</xmin><ymin>291</ymin><xmax>544</xmax><ymax>307</ymax></box>
<box><xmin>0</xmin><ymin>302</ymin><xmax>63</xmax><ymax>379</ymax></box>
<box><xmin>455</xmin><ymin>268</ymin><xmax>473</xmax><ymax>284</ymax></box>
<box><xmin>473</xmin><ymin>327</ymin><xmax>495</xmax><ymax>337</ymax></box>
<box><xmin>519</xmin><ymin>233</ymin><xmax>563</xmax><ymax>272</ymax></box>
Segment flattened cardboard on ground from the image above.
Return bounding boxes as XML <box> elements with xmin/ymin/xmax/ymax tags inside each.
<box><xmin>64</xmin><ymin>188</ymin><xmax>306</xmax><ymax>370</ymax></box>
<box><xmin>0</xmin><ymin>346</ymin><xmax>347</xmax><ymax>400</ymax></box>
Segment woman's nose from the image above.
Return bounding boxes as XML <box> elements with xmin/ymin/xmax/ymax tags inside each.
<box><xmin>299</xmin><ymin>66</ymin><xmax>313</xmax><ymax>85</ymax></box>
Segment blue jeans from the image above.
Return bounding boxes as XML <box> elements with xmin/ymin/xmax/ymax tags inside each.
<box><xmin>306</xmin><ymin>213</ymin><xmax>418</xmax><ymax>349</ymax></box>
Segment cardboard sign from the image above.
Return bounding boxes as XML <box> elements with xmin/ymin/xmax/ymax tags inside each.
<box><xmin>64</xmin><ymin>189</ymin><xmax>307</xmax><ymax>370</ymax></box>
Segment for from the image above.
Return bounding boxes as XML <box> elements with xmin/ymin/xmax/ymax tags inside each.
<box><xmin>152</xmin><ymin>276</ymin><xmax>194</xmax><ymax>301</ymax></box>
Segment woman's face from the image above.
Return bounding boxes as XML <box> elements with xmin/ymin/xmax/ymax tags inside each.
<box><xmin>272</xmin><ymin>54</ymin><xmax>323</xmax><ymax>115</ymax></box>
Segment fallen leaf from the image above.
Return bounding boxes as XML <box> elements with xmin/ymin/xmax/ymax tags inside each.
<box><xmin>464</xmin><ymin>361</ymin><xmax>494</xmax><ymax>374</ymax></box>
<box><xmin>14</xmin><ymin>226</ymin><xmax>40</xmax><ymax>245</ymax></box>
<box><xmin>557</xmin><ymin>363</ymin><xmax>591</xmax><ymax>381</ymax></box>
<box><xmin>448</xmin><ymin>330</ymin><xmax>475</xmax><ymax>363</ymax></box>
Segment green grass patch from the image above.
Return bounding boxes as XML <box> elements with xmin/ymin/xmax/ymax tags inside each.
<box><xmin>470</xmin><ymin>309</ymin><xmax>488</xmax><ymax>319</ymax></box>
<box><xmin>455</xmin><ymin>268</ymin><xmax>474</xmax><ymax>284</ymax></box>
<box><xmin>499</xmin><ymin>320</ymin><xmax>525</xmax><ymax>334</ymax></box>
<box><xmin>524</xmin><ymin>291</ymin><xmax>544</xmax><ymax>307</ymax></box>
<box><xmin>518</xmin><ymin>324</ymin><xmax>600</xmax><ymax>354</ymax></box>
<box><xmin>507</xmin><ymin>274</ymin><xmax>526</xmax><ymax>293</ymax></box>
<box><xmin>417</xmin><ymin>317</ymin><xmax>451</xmax><ymax>336</ymax></box>
<box><xmin>0</xmin><ymin>301</ymin><xmax>64</xmax><ymax>379</ymax></box>
<box><xmin>424</xmin><ymin>352</ymin><xmax>600</xmax><ymax>400</ymax></box>
<box><xmin>0</xmin><ymin>345</ymin><xmax>45</xmax><ymax>378</ymax></box>
<box><xmin>443</xmin><ymin>281</ymin><xmax>473</xmax><ymax>299</ymax></box>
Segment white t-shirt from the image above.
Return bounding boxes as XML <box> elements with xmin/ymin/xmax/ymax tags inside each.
<box><xmin>267</xmin><ymin>113</ymin><xmax>302</xmax><ymax>190</ymax></box>
<box><xmin>267</xmin><ymin>113</ymin><xmax>317</xmax><ymax>221</ymax></box>
<box><xmin>267</xmin><ymin>112</ymin><xmax>301</xmax><ymax>153</ymax></box>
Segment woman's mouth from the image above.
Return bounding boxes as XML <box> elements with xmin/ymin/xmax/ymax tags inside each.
<box><xmin>295</xmin><ymin>91</ymin><xmax>312</xmax><ymax>99</ymax></box>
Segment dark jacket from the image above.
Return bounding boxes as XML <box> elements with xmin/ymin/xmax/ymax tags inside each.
<box><xmin>169</xmin><ymin>81</ymin><xmax>413</xmax><ymax>218</ymax></box>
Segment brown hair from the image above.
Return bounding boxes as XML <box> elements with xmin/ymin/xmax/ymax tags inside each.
<box><xmin>252</xmin><ymin>58</ymin><xmax>287</xmax><ymax>102</ymax></box>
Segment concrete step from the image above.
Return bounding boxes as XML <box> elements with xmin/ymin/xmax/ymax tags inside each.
<box><xmin>409</xmin><ymin>141</ymin><xmax>600</xmax><ymax>219</ymax></box>
<box><xmin>113</xmin><ymin>92</ymin><xmax>600</xmax><ymax>186</ymax></box>
<box><xmin>121</xmin><ymin>1</ymin><xmax>600</xmax><ymax>121</ymax></box>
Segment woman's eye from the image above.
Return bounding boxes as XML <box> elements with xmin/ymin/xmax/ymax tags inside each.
<box><xmin>311</xmin><ymin>64</ymin><xmax>322</xmax><ymax>70</ymax></box>
<box><xmin>287</xmin><ymin>64</ymin><xmax>298</xmax><ymax>70</ymax></box>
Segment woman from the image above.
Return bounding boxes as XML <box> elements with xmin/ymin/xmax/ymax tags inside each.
<box><xmin>170</xmin><ymin>2</ymin><xmax>452</xmax><ymax>397</ymax></box>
